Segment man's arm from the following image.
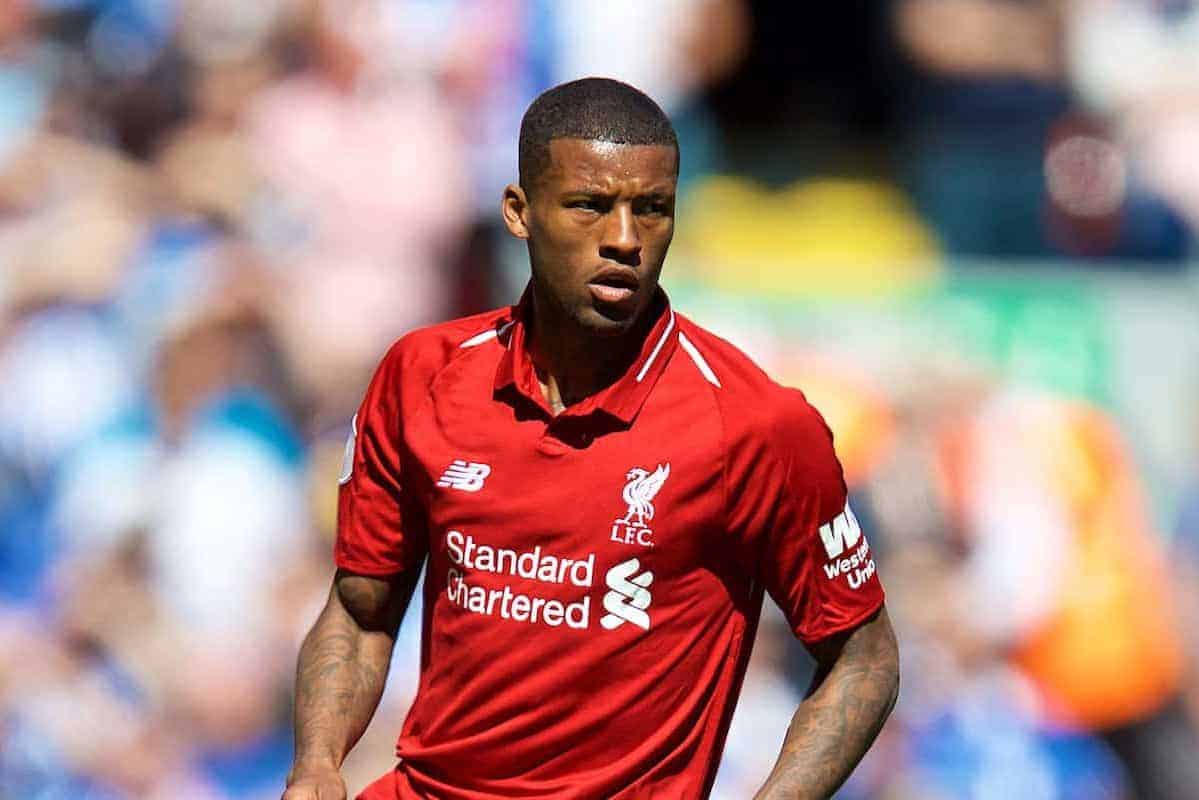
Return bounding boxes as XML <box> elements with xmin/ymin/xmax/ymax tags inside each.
<box><xmin>754</xmin><ymin>607</ymin><xmax>900</xmax><ymax>800</ymax></box>
<box><xmin>283</xmin><ymin>567</ymin><xmax>421</xmax><ymax>800</ymax></box>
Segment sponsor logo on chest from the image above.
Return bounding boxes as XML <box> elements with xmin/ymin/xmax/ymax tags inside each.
<box><xmin>438</xmin><ymin>461</ymin><xmax>670</xmax><ymax>633</ymax></box>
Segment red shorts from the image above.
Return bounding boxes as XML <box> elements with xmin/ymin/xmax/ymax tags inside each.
<box><xmin>357</xmin><ymin>768</ymin><xmax>401</xmax><ymax>800</ymax></box>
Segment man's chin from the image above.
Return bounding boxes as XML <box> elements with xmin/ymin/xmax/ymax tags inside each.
<box><xmin>576</xmin><ymin>303</ymin><xmax>640</xmax><ymax>336</ymax></box>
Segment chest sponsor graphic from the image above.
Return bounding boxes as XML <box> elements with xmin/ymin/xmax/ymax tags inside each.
<box><xmin>818</xmin><ymin>503</ymin><xmax>876</xmax><ymax>590</ymax></box>
<box><xmin>601</xmin><ymin>558</ymin><xmax>654</xmax><ymax>630</ymax></box>
<box><xmin>444</xmin><ymin>531</ymin><xmax>655</xmax><ymax>632</ymax></box>
<box><xmin>610</xmin><ymin>463</ymin><xmax>670</xmax><ymax>547</ymax></box>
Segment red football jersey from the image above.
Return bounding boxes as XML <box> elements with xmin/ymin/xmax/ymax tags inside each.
<box><xmin>336</xmin><ymin>291</ymin><xmax>885</xmax><ymax>800</ymax></box>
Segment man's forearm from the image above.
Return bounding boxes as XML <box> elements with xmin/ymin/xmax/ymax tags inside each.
<box><xmin>291</xmin><ymin>585</ymin><xmax>396</xmax><ymax>774</ymax></box>
<box><xmin>754</xmin><ymin>610</ymin><xmax>900</xmax><ymax>800</ymax></box>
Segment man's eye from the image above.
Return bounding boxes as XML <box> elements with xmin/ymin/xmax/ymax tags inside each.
<box><xmin>567</xmin><ymin>200</ymin><xmax>601</xmax><ymax>212</ymax></box>
<box><xmin>638</xmin><ymin>201</ymin><xmax>669</xmax><ymax>216</ymax></box>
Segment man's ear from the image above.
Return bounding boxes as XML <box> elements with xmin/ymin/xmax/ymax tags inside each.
<box><xmin>501</xmin><ymin>184</ymin><xmax>531</xmax><ymax>240</ymax></box>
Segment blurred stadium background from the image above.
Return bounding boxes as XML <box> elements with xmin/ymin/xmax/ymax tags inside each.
<box><xmin>2</xmin><ymin>1</ymin><xmax>1199</xmax><ymax>798</ymax></box>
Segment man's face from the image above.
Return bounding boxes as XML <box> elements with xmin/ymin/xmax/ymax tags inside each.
<box><xmin>507</xmin><ymin>138</ymin><xmax>678</xmax><ymax>335</ymax></box>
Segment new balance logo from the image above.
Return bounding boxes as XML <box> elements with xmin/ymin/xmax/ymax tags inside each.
<box><xmin>436</xmin><ymin>460</ymin><xmax>491</xmax><ymax>492</ymax></box>
<box><xmin>818</xmin><ymin>503</ymin><xmax>862</xmax><ymax>559</ymax></box>
<box><xmin>601</xmin><ymin>558</ymin><xmax>653</xmax><ymax>631</ymax></box>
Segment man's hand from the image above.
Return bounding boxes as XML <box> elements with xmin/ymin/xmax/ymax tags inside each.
<box><xmin>754</xmin><ymin>607</ymin><xmax>900</xmax><ymax>800</ymax></box>
<box><xmin>282</xmin><ymin>764</ymin><xmax>347</xmax><ymax>800</ymax></box>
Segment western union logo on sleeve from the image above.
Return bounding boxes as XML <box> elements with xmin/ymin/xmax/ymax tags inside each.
<box><xmin>818</xmin><ymin>503</ymin><xmax>875</xmax><ymax>590</ymax></box>
<box><xmin>818</xmin><ymin>503</ymin><xmax>862</xmax><ymax>559</ymax></box>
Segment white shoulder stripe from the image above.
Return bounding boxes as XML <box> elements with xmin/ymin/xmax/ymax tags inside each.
<box><xmin>459</xmin><ymin>329</ymin><xmax>497</xmax><ymax>348</ymax></box>
<box><xmin>678</xmin><ymin>332</ymin><xmax>721</xmax><ymax>387</ymax></box>
<box><xmin>635</xmin><ymin>310</ymin><xmax>675</xmax><ymax>382</ymax></box>
<box><xmin>458</xmin><ymin>321</ymin><xmax>514</xmax><ymax>349</ymax></box>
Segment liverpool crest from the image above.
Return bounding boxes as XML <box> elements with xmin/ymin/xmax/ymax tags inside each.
<box><xmin>611</xmin><ymin>463</ymin><xmax>670</xmax><ymax>547</ymax></box>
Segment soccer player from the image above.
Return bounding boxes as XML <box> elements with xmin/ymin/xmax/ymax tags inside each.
<box><xmin>284</xmin><ymin>78</ymin><xmax>898</xmax><ymax>800</ymax></box>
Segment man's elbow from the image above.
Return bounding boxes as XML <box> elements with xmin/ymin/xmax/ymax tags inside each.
<box><xmin>877</xmin><ymin>614</ymin><xmax>901</xmax><ymax>721</ymax></box>
<box><xmin>884</xmin><ymin>648</ymin><xmax>900</xmax><ymax>721</ymax></box>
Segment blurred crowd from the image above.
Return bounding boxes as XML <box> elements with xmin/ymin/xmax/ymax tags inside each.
<box><xmin>0</xmin><ymin>0</ymin><xmax>1198</xmax><ymax>798</ymax></box>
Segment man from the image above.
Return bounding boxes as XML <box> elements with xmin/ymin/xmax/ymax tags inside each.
<box><xmin>284</xmin><ymin>78</ymin><xmax>898</xmax><ymax>800</ymax></box>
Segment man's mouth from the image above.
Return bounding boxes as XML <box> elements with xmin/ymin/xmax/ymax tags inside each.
<box><xmin>588</xmin><ymin>268</ymin><xmax>639</xmax><ymax>305</ymax></box>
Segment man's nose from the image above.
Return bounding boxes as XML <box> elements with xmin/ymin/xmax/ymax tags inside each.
<box><xmin>599</xmin><ymin>205</ymin><xmax>641</xmax><ymax>265</ymax></box>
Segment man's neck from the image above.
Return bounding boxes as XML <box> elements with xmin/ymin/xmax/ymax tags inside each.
<box><xmin>527</xmin><ymin>289</ymin><xmax>655</xmax><ymax>415</ymax></box>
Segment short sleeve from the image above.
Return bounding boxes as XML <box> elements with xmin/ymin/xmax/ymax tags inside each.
<box><xmin>335</xmin><ymin>344</ymin><xmax>428</xmax><ymax>576</ymax></box>
<box><xmin>727</xmin><ymin>390</ymin><xmax>884</xmax><ymax>645</ymax></box>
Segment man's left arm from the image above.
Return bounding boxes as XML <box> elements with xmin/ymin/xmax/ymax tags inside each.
<box><xmin>754</xmin><ymin>607</ymin><xmax>900</xmax><ymax>800</ymax></box>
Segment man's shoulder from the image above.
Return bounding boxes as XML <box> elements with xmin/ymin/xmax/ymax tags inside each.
<box><xmin>672</xmin><ymin>314</ymin><xmax>832</xmax><ymax>451</ymax></box>
<box><xmin>374</xmin><ymin>306</ymin><xmax>514</xmax><ymax>388</ymax></box>
<box><xmin>385</xmin><ymin>306</ymin><xmax>513</xmax><ymax>364</ymax></box>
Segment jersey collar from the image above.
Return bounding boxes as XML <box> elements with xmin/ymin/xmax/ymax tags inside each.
<box><xmin>493</xmin><ymin>285</ymin><xmax>679</xmax><ymax>426</ymax></box>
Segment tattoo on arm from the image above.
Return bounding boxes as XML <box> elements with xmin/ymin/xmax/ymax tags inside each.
<box><xmin>291</xmin><ymin>568</ymin><xmax>418</xmax><ymax>774</ymax></box>
<box><xmin>754</xmin><ymin>608</ymin><xmax>900</xmax><ymax>800</ymax></box>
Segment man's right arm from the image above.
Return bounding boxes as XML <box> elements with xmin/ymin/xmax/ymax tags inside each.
<box><xmin>283</xmin><ymin>567</ymin><xmax>421</xmax><ymax>800</ymax></box>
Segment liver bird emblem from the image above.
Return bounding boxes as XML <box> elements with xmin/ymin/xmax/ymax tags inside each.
<box><xmin>620</xmin><ymin>463</ymin><xmax>670</xmax><ymax>527</ymax></box>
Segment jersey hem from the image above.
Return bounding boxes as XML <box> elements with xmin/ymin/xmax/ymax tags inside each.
<box><xmin>335</xmin><ymin>554</ymin><xmax>412</xmax><ymax>578</ymax></box>
<box><xmin>795</xmin><ymin>593</ymin><xmax>886</xmax><ymax>647</ymax></box>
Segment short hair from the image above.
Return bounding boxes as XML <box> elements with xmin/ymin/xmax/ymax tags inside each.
<box><xmin>518</xmin><ymin>77</ymin><xmax>678</xmax><ymax>194</ymax></box>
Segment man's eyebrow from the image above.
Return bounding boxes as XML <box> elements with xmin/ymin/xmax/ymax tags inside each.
<box><xmin>633</xmin><ymin>188</ymin><xmax>676</xmax><ymax>202</ymax></box>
